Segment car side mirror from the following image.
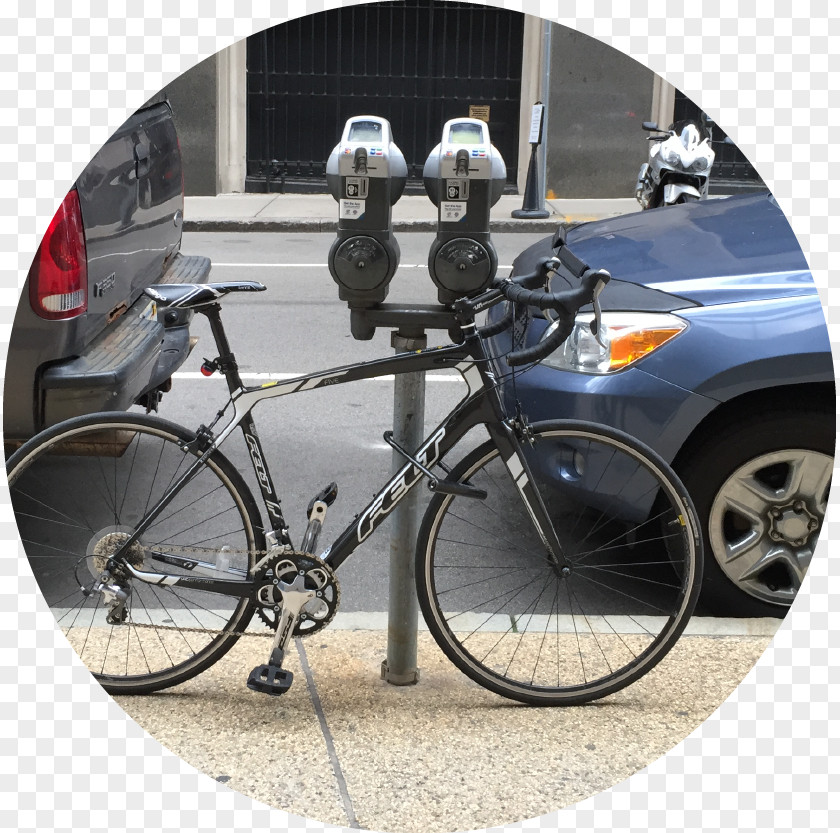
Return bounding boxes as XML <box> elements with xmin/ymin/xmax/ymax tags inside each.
<box><xmin>642</xmin><ymin>121</ymin><xmax>660</xmax><ymax>131</ymax></box>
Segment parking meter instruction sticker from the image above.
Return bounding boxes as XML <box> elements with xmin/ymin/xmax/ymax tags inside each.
<box><xmin>345</xmin><ymin>177</ymin><xmax>368</xmax><ymax>199</ymax></box>
<box><xmin>442</xmin><ymin>202</ymin><xmax>468</xmax><ymax>221</ymax></box>
<box><xmin>446</xmin><ymin>179</ymin><xmax>469</xmax><ymax>200</ymax></box>
<box><xmin>340</xmin><ymin>199</ymin><xmax>366</xmax><ymax>220</ymax></box>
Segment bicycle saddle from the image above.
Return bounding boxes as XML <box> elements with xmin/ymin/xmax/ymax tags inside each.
<box><xmin>144</xmin><ymin>281</ymin><xmax>267</xmax><ymax>309</ymax></box>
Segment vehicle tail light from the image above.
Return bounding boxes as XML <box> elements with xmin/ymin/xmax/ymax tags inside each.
<box><xmin>29</xmin><ymin>189</ymin><xmax>88</xmax><ymax>320</ymax></box>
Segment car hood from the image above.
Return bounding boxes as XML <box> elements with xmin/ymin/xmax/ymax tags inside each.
<box><xmin>556</xmin><ymin>192</ymin><xmax>814</xmax><ymax>307</ymax></box>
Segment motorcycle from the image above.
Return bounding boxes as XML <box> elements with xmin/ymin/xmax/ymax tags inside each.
<box><xmin>635</xmin><ymin>115</ymin><xmax>716</xmax><ymax>209</ymax></box>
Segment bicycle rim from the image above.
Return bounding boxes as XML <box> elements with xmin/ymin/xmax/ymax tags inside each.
<box><xmin>417</xmin><ymin>421</ymin><xmax>701</xmax><ymax>705</ymax></box>
<box><xmin>7</xmin><ymin>413</ymin><xmax>264</xmax><ymax>694</ymax></box>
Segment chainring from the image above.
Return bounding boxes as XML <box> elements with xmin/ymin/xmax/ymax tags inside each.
<box><xmin>255</xmin><ymin>551</ymin><xmax>340</xmax><ymax>637</ymax></box>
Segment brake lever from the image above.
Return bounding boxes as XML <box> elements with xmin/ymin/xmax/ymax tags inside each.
<box><xmin>589</xmin><ymin>272</ymin><xmax>609</xmax><ymax>349</ymax></box>
<box><xmin>541</xmin><ymin>257</ymin><xmax>562</xmax><ymax>323</ymax></box>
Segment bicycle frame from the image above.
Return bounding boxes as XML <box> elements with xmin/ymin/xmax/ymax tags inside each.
<box><xmin>117</xmin><ymin>303</ymin><xmax>569</xmax><ymax>599</ymax></box>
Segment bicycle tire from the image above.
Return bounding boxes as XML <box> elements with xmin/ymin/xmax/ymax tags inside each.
<box><xmin>7</xmin><ymin>412</ymin><xmax>265</xmax><ymax>695</ymax></box>
<box><xmin>416</xmin><ymin>420</ymin><xmax>702</xmax><ymax>706</ymax></box>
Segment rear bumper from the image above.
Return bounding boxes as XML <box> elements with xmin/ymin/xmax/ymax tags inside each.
<box><xmin>37</xmin><ymin>254</ymin><xmax>210</xmax><ymax>431</ymax></box>
<box><xmin>40</xmin><ymin>299</ymin><xmax>165</xmax><ymax>425</ymax></box>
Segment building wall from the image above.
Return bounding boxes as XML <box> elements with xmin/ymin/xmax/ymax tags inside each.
<box><xmin>544</xmin><ymin>27</ymin><xmax>655</xmax><ymax>199</ymax></box>
<box><xmin>157</xmin><ymin>22</ymin><xmax>661</xmax><ymax>200</ymax></box>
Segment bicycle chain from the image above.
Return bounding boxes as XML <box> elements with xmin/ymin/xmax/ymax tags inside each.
<box><xmin>125</xmin><ymin>621</ymin><xmax>274</xmax><ymax>638</ymax></box>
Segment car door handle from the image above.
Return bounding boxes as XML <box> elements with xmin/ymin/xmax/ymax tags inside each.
<box><xmin>134</xmin><ymin>143</ymin><xmax>150</xmax><ymax>178</ymax></box>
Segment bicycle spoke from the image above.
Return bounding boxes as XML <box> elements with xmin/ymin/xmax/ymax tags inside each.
<box><xmin>440</xmin><ymin>510</ymin><xmax>542</xmax><ymax>564</ymax></box>
<box><xmin>8</xmin><ymin>416</ymin><xmax>261</xmax><ymax>693</ymax></box>
<box><xmin>503</xmin><ymin>568</ymin><xmax>557</xmax><ymax>680</ymax></box>
<box><xmin>571</xmin><ymin>507</ymin><xmax>678</xmax><ymax>564</ymax></box>
<box><xmin>571</xmin><ymin>570</ymin><xmax>677</xmax><ymax>617</ymax></box>
<box><xmin>420</xmin><ymin>424</ymin><xmax>699</xmax><ymax>704</ymax></box>
<box><xmin>150</xmin><ymin>480</ymin><xmax>233</xmax><ymax>534</ymax></box>
<box><xmin>576</xmin><ymin>564</ymin><xmax>681</xmax><ymax>592</ymax></box>
<box><xmin>434</xmin><ymin>564</ymin><xmax>535</xmax><ymax>595</ymax></box>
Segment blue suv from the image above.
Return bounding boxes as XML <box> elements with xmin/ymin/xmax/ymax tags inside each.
<box><xmin>495</xmin><ymin>192</ymin><xmax>834</xmax><ymax>617</ymax></box>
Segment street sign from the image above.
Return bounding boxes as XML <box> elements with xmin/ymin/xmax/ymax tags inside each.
<box><xmin>528</xmin><ymin>103</ymin><xmax>545</xmax><ymax>145</ymax></box>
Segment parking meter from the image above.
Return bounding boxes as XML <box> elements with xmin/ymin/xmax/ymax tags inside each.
<box><xmin>423</xmin><ymin>118</ymin><xmax>506</xmax><ymax>304</ymax></box>
<box><xmin>327</xmin><ymin>116</ymin><xmax>407</xmax><ymax>313</ymax></box>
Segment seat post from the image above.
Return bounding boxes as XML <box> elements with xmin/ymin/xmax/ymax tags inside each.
<box><xmin>200</xmin><ymin>303</ymin><xmax>245</xmax><ymax>393</ymax></box>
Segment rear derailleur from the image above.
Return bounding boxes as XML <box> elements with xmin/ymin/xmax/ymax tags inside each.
<box><xmin>83</xmin><ymin>570</ymin><xmax>132</xmax><ymax>625</ymax></box>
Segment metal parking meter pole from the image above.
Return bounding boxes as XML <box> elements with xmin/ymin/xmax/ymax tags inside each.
<box><xmin>350</xmin><ymin>306</ymin><xmax>455</xmax><ymax>686</ymax></box>
<box><xmin>381</xmin><ymin>327</ymin><xmax>427</xmax><ymax>686</ymax></box>
<box><xmin>326</xmin><ymin>118</ymin><xmax>443</xmax><ymax>686</ymax></box>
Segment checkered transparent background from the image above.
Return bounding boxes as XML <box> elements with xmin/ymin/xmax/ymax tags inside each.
<box><xmin>1</xmin><ymin>2</ymin><xmax>838</xmax><ymax>832</ymax></box>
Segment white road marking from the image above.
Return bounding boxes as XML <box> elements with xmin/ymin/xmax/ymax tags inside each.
<box><xmin>173</xmin><ymin>372</ymin><xmax>463</xmax><ymax>382</ymax></box>
<box><xmin>209</xmin><ymin>263</ymin><xmax>515</xmax><ymax>270</ymax></box>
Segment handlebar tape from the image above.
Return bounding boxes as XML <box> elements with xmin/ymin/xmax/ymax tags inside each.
<box><xmin>472</xmin><ymin>258</ymin><xmax>552</xmax><ymax>339</ymax></box>
<box><xmin>476</xmin><ymin>306</ymin><xmax>514</xmax><ymax>339</ymax></box>
<box><xmin>502</xmin><ymin>262</ymin><xmax>609</xmax><ymax>367</ymax></box>
<box><xmin>505</xmin><ymin>312</ymin><xmax>576</xmax><ymax>367</ymax></box>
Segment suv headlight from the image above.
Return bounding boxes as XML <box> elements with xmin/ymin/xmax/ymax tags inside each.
<box><xmin>540</xmin><ymin>312</ymin><xmax>687</xmax><ymax>374</ymax></box>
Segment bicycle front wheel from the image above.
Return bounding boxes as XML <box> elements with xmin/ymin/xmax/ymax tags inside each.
<box><xmin>417</xmin><ymin>421</ymin><xmax>702</xmax><ymax>705</ymax></box>
<box><xmin>7</xmin><ymin>413</ymin><xmax>265</xmax><ymax>694</ymax></box>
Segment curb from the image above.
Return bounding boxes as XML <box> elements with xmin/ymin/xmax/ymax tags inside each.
<box><xmin>183</xmin><ymin>217</ymin><xmax>568</xmax><ymax>234</ymax></box>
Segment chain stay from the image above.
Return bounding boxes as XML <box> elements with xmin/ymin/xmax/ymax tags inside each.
<box><xmin>115</xmin><ymin>545</ymin><xmax>338</xmax><ymax>639</ymax></box>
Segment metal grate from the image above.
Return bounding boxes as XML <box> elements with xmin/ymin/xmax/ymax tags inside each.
<box><xmin>245</xmin><ymin>0</ymin><xmax>524</xmax><ymax>193</ymax></box>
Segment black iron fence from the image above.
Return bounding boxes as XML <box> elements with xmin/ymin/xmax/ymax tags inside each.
<box><xmin>245</xmin><ymin>0</ymin><xmax>524</xmax><ymax>193</ymax></box>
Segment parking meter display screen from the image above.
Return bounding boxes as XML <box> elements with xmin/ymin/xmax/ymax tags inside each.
<box><xmin>348</xmin><ymin>121</ymin><xmax>383</xmax><ymax>142</ymax></box>
<box><xmin>449</xmin><ymin>124</ymin><xmax>484</xmax><ymax>144</ymax></box>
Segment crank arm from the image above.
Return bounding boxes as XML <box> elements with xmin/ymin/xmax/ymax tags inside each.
<box><xmin>267</xmin><ymin>607</ymin><xmax>297</xmax><ymax>666</ymax></box>
<box><xmin>266</xmin><ymin>584</ymin><xmax>317</xmax><ymax>665</ymax></box>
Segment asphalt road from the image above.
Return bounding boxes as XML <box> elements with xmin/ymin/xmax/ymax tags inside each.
<box><xmin>158</xmin><ymin>231</ymin><xmax>549</xmax><ymax>612</ymax></box>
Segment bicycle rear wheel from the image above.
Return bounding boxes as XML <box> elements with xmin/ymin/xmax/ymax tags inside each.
<box><xmin>7</xmin><ymin>412</ymin><xmax>265</xmax><ymax>694</ymax></box>
<box><xmin>416</xmin><ymin>420</ymin><xmax>702</xmax><ymax>705</ymax></box>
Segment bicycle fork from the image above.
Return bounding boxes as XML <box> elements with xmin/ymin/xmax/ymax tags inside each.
<box><xmin>488</xmin><ymin>417</ymin><xmax>572</xmax><ymax>573</ymax></box>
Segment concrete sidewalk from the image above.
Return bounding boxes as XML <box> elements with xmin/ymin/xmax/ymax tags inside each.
<box><xmin>183</xmin><ymin>193</ymin><xmax>641</xmax><ymax>233</ymax></box>
<box><xmin>115</xmin><ymin>620</ymin><xmax>778</xmax><ymax>833</ymax></box>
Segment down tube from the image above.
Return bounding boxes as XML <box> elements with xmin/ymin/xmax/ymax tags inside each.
<box><xmin>321</xmin><ymin>391</ymin><xmax>494</xmax><ymax>571</ymax></box>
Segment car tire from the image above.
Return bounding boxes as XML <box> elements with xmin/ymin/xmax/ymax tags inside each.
<box><xmin>677</xmin><ymin>409</ymin><xmax>834</xmax><ymax>618</ymax></box>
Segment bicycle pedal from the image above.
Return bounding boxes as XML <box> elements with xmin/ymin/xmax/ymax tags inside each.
<box><xmin>246</xmin><ymin>664</ymin><xmax>295</xmax><ymax>696</ymax></box>
<box><xmin>429</xmin><ymin>480</ymin><xmax>488</xmax><ymax>500</ymax></box>
<box><xmin>307</xmin><ymin>481</ymin><xmax>338</xmax><ymax>514</ymax></box>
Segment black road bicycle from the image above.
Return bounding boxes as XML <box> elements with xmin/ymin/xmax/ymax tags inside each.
<box><xmin>7</xmin><ymin>236</ymin><xmax>702</xmax><ymax>706</ymax></box>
